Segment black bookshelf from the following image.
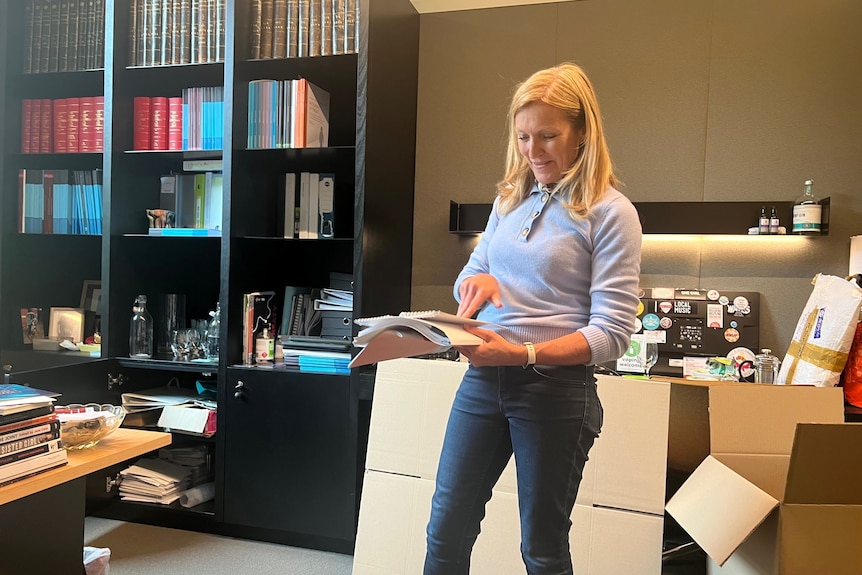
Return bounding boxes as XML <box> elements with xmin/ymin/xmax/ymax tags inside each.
<box><xmin>0</xmin><ymin>0</ymin><xmax>419</xmax><ymax>553</ymax></box>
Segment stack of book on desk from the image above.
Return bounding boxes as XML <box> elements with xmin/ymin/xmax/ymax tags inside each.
<box><xmin>0</xmin><ymin>384</ymin><xmax>67</xmax><ymax>487</ymax></box>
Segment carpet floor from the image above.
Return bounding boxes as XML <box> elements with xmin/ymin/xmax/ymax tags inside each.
<box><xmin>84</xmin><ymin>517</ymin><xmax>354</xmax><ymax>575</ymax></box>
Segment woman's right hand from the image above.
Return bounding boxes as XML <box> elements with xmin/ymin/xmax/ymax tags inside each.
<box><xmin>457</xmin><ymin>274</ymin><xmax>503</xmax><ymax>318</ymax></box>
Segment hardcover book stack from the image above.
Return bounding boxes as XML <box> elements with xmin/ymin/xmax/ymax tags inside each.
<box><xmin>0</xmin><ymin>384</ymin><xmax>68</xmax><ymax>487</ymax></box>
<box><xmin>21</xmin><ymin>97</ymin><xmax>105</xmax><ymax>154</ymax></box>
<box><xmin>248</xmin><ymin>0</ymin><xmax>359</xmax><ymax>60</ymax></box>
<box><xmin>22</xmin><ymin>0</ymin><xmax>106</xmax><ymax>74</ymax></box>
<box><xmin>128</xmin><ymin>0</ymin><xmax>226</xmax><ymax>66</ymax></box>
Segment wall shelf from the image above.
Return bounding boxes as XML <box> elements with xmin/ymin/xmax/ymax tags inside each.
<box><xmin>448</xmin><ymin>198</ymin><xmax>831</xmax><ymax>236</ymax></box>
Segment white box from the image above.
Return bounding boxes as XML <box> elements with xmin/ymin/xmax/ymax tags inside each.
<box><xmin>354</xmin><ymin>359</ymin><xmax>668</xmax><ymax>575</ymax></box>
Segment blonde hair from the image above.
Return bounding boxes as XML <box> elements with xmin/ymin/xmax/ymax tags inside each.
<box><xmin>497</xmin><ymin>63</ymin><xmax>618</xmax><ymax>218</ymax></box>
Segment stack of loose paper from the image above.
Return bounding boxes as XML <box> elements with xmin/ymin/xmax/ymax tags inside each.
<box><xmin>119</xmin><ymin>457</ymin><xmax>192</xmax><ymax>505</ymax></box>
<box><xmin>349</xmin><ymin>311</ymin><xmax>485</xmax><ymax>368</ymax></box>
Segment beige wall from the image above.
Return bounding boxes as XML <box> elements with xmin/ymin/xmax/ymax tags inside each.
<box><xmin>412</xmin><ymin>0</ymin><xmax>862</xmax><ymax>356</ymax></box>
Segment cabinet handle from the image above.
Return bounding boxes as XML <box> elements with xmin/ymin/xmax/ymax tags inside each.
<box><xmin>234</xmin><ymin>380</ymin><xmax>244</xmax><ymax>399</ymax></box>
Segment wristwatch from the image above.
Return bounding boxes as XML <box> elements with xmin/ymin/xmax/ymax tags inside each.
<box><xmin>523</xmin><ymin>342</ymin><xmax>536</xmax><ymax>368</ymax></box>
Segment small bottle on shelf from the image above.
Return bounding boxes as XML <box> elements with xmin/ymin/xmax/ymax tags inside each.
<box><xmin>206</xmin><ymin>302</ymin><xmax>221</xmax><ymax>360</ymax></box>
<box><xmin>758</xmin><ymin>206</ymin><xmax>770</xmax><ymax>235</ymax></box>
<box><xmin>769</xmin><ymin>206</ymin><xmax>780</xmax><ymax>234</ymax></box>
<box><xmin>129</xmin><ymin>295</ymin><xmax>153</xmax><ymax>358</ymax></box>
<box><xmin>792</xmin><ymin>179</ymin><xmax>822</xmax><ymax>235</ymax></box>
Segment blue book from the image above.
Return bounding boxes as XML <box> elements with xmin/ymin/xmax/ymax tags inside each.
<box><xmin>148</xmin><ymin>228</ymin><xmax>222</xmax><ymax>237</ymax></box>
<box><xmin>0</xmin><ymin>384</ymin><xmax>60</xmax><ymax>406</ymax></box>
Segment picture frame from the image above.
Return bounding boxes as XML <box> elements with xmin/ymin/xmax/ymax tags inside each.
<box><xmin>80</xmin><ymin>280</ymin><xmax>102</xmax><ymax>314</ymax></box>
<box><xmin>49</xmin><ymin>307</ymin><xmax>85</xmax><ymax>343</ymax></box>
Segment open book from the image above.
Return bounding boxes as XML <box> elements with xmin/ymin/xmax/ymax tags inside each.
<box><xmin>348</xmin><ymin>311</ymin><xmax>486</xmax><ymax>368</ymax></box>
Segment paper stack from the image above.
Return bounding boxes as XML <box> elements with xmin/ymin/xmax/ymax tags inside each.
<box><xmin>119</xmin><ymin>457</ymin><xmax>192</xmax><ymax>505</ymax></box>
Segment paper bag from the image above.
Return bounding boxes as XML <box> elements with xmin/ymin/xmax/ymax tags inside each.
<box><xmin>777</xmin><ymin>274</ymin><xmax>862</xmax><ymax>387</ymax></box>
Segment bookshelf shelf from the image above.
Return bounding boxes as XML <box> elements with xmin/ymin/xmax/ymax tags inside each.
<box><xmin>0</xmin><ymin>0</ymin><xmax>419</xmax><ymax>554</ymax></box>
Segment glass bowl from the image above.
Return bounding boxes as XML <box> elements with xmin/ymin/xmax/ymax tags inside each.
<box><xmin>55</xmin><ymin>404</ymin><xmax>126</xmax><ymax>450</ymax></box>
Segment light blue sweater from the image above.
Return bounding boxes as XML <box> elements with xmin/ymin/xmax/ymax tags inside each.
<box><xmin>454</xmin><ymin>185</ymin><xmax>642</xmax><ymax>365</ymax></box>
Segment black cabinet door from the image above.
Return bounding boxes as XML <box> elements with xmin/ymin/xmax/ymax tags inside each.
<box><xmin>222</xmin><ymin>369</ymin><xmax>356</xmax><ymax>542</ymax></box>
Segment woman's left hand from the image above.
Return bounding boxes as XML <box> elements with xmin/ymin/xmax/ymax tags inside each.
<box><xmin>455</xmin><ymin>325</ymin><xmax>524</xmax><ymax>367</ymax></box>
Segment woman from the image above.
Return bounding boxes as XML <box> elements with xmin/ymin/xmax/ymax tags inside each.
<box><xmin>424</xmin><ymin>63</ymin><xmax>642</xmax><ymax>574</ymax></box>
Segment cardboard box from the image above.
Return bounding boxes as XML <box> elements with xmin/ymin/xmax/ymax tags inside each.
<box><xmin>355</xmin><ymin>359</ymin><xmax>853</xmax><ymax>575</ymax></box>
<box><xmin>354</xmin><ymin>359</ymin><xmax>670</xmax><ymax>575</ymax></box>
<box><xmin>665</xmin><ymin>385</ymin><xmax>848</xmax><ymax>574</ymax></box>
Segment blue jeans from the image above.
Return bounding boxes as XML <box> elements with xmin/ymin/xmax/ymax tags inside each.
<box><xmin>424</xmin><ymin>364</ymin><xmax>602</xmax><ymax>575</ymax></box>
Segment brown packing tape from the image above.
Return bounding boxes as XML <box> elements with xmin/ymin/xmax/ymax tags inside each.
<box><xmin>785</xmin><ymin>308</ymin><xmax>819</xmax><ymax>384</ymax></box>
<box><xmin>786</xmin><ymin>340</ymin><xmax>849</xmax><ymax>374</ymax></box>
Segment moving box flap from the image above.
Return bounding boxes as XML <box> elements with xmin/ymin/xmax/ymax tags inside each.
<box><xmin>712</xmin><ymin>452</ymin><xmax>790</xmax><ymax>501</ymax></box>
<box><xmin>785</xmin><ymin>423</ymin><xmax>862</xmax><ymax>505</ymax></box>
<box><xmin>665</xmin><ymin>455</ymin><xmax>778</xmax><ymax>566</ymax></box>
<box><xmin>708</xmin><ymin>385</ymin><xmax>844</xmax><ymax>455</ymax></box>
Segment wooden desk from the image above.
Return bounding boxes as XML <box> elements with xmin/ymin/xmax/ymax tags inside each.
<box><xmin>0</xmin><ymin>428</ymin><xmax>171</xmax><ymax>575</ymax></box>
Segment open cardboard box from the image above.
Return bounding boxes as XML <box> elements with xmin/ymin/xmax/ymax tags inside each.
<box><xmin>354</xmin><ymin>359</ymin><xmax>850</xmax><ymax>574</ymax></box>
<box><xmin>665</xmin><ymin>384</ymin><xmax>855</xmax><ymax>574</ymax></box>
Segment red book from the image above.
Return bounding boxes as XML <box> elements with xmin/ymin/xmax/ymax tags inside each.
<box><xmin>29</xmin><ymin>100</ymin><xmax>41</xmax><ymax>153</ymax></box>
<box><xmin>42</xmin><ymin>170</ymin><xmax>54</xmax><ymax>234</ymax></box>
<box><xmin>21</xmin><ymin>100</ymin><xmax>32</xmax><ymax>153</ymax></box>
<box><xmin>133</xmin><ymin>97</ymin><xmax>152</xmax><ymax>150</ymax></box>
<box><xmin>150</xmin><ymin>97</ymin><xmax>168</xmax><ymax>150</ymax></box>
<box><xmin>78</xmin><ymin>97</ymin><xmax>95</xmax><ymax>152</ymax></box>
<box><xmin>39</xmin><ymin>99</ymin><xmax>53</xmax><ymax>153</ymax></box>
<box><xmin>53</xmin><ymin>98</ymin><xmax>69</xmax><ymax>153</ymax></box>
<box><xmin>66</xmin><ymin>98</ymin><xmax>80</xmax><ymax>153</ymax></box>
<box><xmin>94</xmin><ymin>97</ymin><xmax>105</xmax><ymax>151</ymax></box>
<box><xmin>167</xmin><ymin>97</ymin><xmax>183</xmax><ymax>151</ymax></box>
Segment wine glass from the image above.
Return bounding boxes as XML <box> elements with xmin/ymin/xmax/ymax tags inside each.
<box><xmin>641</xmin><ymin>342</ymin><xmax>659</xmax><ymax>378</ymax></box>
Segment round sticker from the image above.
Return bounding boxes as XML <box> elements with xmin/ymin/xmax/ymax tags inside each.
<box><xmin>718</xmin><ymin>295</ymin><xmax>729</xmax><ymax>306</ymax></box>
<box><xmin>634</xmin><ymin>317</ymin><xmax>643</xmax><ymax>333</ymax></box>
<box><xmin>658</xmin><ymin>301</ymin><xmax>673</xmax><ymax>314</ymax></box>
<box><xmin>626</xmin><ymin>339</ymin><xmax>641</xmax><ymax>357</ymax></box>
<box><xmin>727</xmin><ymin>347</ymin><xmax>756</xmax><ymax>378</ymax></box>
<box><xmin>707</xmin><ymin>290</ymin><xmax>720</xmax><ymax>301</ymax></box>
<box><xmin>636</xmin><ymin>301</ymin><xmax>645</xmax><ymax>317</ymax></box>
<box><xmin>733</xmin><ymin>296</ymin><xmax>749</xmax><ymax>310</ymax></box>
<box><xmin>724</xmin><ymin>328</ymin><xmax>740</xmax><ymax>343</ymax></box>
<box><xmin>730</xmin><ymin>321</ymin><xmax>738</xmax><ymax>328</ymax></box>
<box><xmin>659</xmin><ymin>317</ymin><xmax>673</xmax><ymax>329</ymax></box>
<box><xmin>642</xmin><ymin>313</ymin><xmax>661</xmax><ymax>331</ymax></box>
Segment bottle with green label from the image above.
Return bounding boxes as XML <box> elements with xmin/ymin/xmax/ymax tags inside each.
<box><xmin>792</xmin><ymin>179</ymin><xmax>822</xmax><ymax>235</ymax></box>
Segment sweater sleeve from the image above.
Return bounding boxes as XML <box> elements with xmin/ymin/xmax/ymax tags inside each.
<box><xmin>578</xmin><ymin>195</ymin><xmax>643</xmax><ymax>364</ymax></box>
<box><xmin>453</xmin><ymin>198</ymin><xmax>501</xmax><ymax>303</ymax></box>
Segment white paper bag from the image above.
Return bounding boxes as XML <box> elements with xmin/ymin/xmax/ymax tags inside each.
<box><xmin>777</xmin><ymin>274</ymin><xmax>862</xmax><ymax>387</ymax></box>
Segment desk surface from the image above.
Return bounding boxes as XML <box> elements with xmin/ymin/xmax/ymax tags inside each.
<box><xmin>0</xmin><ymin>427</ymin><xmax>171</xmax><ymax>506</ymax></box>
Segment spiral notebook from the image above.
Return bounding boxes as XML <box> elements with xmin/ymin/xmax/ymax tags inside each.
<box><xmin>349</xmin><ymin>311</ymin><xmax>486</xmax><ymax>368</ymax></box>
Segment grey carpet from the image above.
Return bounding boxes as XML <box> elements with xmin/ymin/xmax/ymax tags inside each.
<box><xmin>84</xmin><ymin>517</ymin><xmax>354</xmax><ymax>575</ymax></box>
